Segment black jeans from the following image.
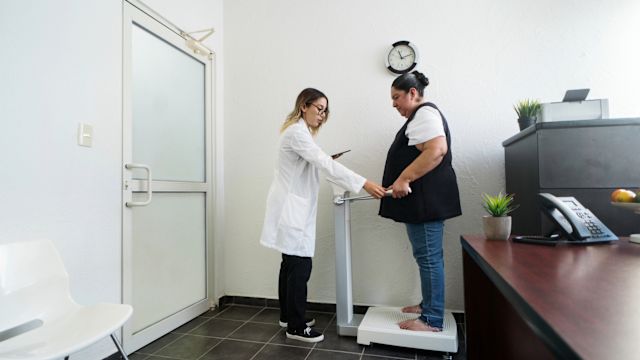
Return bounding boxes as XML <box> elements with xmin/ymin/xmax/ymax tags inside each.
<box><xmin>278</xmin><ymin>253</ymin><xmax>312</xmax><ymax>332</ymax></box>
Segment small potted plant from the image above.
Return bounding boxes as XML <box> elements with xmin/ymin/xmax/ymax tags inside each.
<box><xmin>514</xmin><ymin>99</ymin><xmax>541</xmax><ymax>131</ymax></box>
<box><xmin>482</xmin><ymin>192</ymin><xmax>518</xmax><ymax>240</ymax></box>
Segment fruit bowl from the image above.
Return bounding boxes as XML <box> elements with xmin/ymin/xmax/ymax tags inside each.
<box><xmin>611</xmin><ymin>202</ymin><xmax>640</xmax><ymax>243</ymax></box>
<box><xmin>611</xmin><ymin>202</ymin><xmax>640</xmax><ymax>214</ymax></box>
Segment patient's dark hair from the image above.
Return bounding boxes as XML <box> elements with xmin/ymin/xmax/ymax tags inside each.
<box><xmin>392</xmin><ymin>71</ymin><xmax>430</xmax><ymax>97</ymax></box>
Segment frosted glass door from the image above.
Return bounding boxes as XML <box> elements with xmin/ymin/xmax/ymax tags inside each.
<box><xmin>132</xmin><ymin>25</ymin><xmax>205</xmax><ymax>182</ymax></box>
<box><xmin>123</xmin><ymin>2</ymin><xmax>212</xmax><ymax>353</ymax></box>
<box><xmin>131</xmin><ymin>193</ymin><xmax>206</xmax><ymax>332</ymax></box>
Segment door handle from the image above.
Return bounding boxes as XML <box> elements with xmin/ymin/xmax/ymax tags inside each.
<box><xmin>125</xmin><ymin>163</ymin><xmax>152</xmax><ymax>207</ymax></box>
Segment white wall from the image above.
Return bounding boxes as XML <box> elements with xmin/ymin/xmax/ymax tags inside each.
<box><xmin>0</xmin><ymin>0</ymin><xmax>222</xmax><ymax>358</ymax></box>
<box><xmin>1</xmin><ymin>1</ymin><xmax>122</xmax><ymax>358</ymax></box>
<box><xmin>223</xmin><ymin>0</ymin><xmax>640</xmax><ymax>311</ymax></box>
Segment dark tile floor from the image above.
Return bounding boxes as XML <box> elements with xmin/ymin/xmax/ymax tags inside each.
<box><xmin>120</xmin><ymin>304</ymin><xmax>466</xmax><ymax>360</ymax></box>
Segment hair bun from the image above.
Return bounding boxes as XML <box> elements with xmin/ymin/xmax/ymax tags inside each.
<box><xmin>412</xmin><ymin>71</ymin><xmax>429</xmax><ymax>87</ymax></box>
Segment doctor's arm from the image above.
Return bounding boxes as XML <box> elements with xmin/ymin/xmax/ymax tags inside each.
<box><xmin>390</xmin><ymin>136</ymin><xmax>447</xmax><ymax>199</ymax></box>
<box><xmin>290</xmin><ymin>131</ymin><xmax>386</xmax><ymax>198</ymax></box>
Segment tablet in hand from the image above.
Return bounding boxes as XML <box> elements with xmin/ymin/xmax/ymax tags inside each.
<box><xmin>331</xmin><ymin>149</ymin><xmax>351</xmax><ymax>159</ymax></box>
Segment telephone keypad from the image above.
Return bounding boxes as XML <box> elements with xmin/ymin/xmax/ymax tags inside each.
<box><xmin>580</xmin><ymin>211</ymin><xmax>605</xmax><ymax>235</ymax></box>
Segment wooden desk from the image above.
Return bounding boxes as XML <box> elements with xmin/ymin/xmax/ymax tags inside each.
<box><xmin>461</xmin><ymin>234</ymin><xmax>640</xmax><ymax>360</ymax></box>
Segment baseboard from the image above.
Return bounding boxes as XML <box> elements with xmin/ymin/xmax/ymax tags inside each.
<box><xmin>218</xmin><ymin>295</ymin><xmax>351</xmax><ymax>313</ymax></box>
<box><xmin>217</xmin><ymin>295</ymin><xmax>465</xmax><ymax>324</ymax></box>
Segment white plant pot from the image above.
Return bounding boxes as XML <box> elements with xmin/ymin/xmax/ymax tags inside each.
<box><xmin>482</xmin><ymin>215</ymin><xmax>512</xmax><ymax>240</ymax></box>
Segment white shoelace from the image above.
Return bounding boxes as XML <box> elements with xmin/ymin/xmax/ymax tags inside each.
<box><xmin>304</xmin><ymin>327</ymin><xmax>312</xmax><ymax>335</ymax></box>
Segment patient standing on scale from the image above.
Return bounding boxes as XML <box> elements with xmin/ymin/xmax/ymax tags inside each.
<box><xmin>260</xmin><ymin>88</ymin><xmax>386</xmax><ymax>342</ymax></box>
<box><xmin>379</xmin><ymin>71</ymin><xmax>462</xmax><ymax>332</ymax></box>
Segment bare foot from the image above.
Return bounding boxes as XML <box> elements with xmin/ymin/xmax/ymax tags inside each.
<box><xmin>401</xmin><ymin>304</ymin><xmax>421</xmax><ymax>314</ymax></box>
<box><xmin>398</xmin><ymin>318</ymin><xmax>442</xmax><ymax>332</ymax></box>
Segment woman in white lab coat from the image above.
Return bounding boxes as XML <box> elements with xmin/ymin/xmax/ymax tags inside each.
<box><xmin>260</xmin><ymin>88</ymin><xmax>385</xmax><ymax>343</ymax></box>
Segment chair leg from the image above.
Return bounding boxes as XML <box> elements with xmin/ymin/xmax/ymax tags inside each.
<box><xmin>110</xmin><ymin>333</ymin><xmax>129</xmax><ymax>360</ymax></box>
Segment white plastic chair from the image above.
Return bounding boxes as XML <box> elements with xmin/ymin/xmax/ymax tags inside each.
<box><xmin>0</xmin><ymin>239</ymin><xmax>133</xmax><ymax>360</ymax></box>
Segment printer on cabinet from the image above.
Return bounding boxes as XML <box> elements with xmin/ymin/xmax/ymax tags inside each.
<box><xmin>539</xmin><ymin>89</ymin><xmax>609</xmax><ymax>122</ymax></box>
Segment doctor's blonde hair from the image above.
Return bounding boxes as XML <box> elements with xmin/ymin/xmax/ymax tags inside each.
<box><xmin>281</xmin><ymin>88</ymin><xmax>330</xmax><ymax>136</ymax></box>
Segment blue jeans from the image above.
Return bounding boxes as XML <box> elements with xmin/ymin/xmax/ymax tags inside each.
<box><xmin>405</xmin><ymin>221</ymin><xmax>445</xmax><ymax>329</ymax></box>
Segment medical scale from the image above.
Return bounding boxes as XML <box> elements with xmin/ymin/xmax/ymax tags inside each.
<box><xmin>329</xmin><ymin>181</ymin><xmax>458</xmax><ymax>359</ymax></box>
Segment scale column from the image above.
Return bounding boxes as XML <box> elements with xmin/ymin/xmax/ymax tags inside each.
<box><xmin>334</xmin><ymin>192</ymin><xmax>358</xmax><ymax>336</ymax></box>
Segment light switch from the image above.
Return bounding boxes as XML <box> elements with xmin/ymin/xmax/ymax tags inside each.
<box><xmin>78</xmin><ymin>123</ymin><xmax>93</xmax><ymax>147</ymax></box>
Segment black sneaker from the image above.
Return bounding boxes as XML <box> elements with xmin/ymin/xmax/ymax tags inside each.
<box><xmin>285</xmin><ymin>327</ymin><xmax>324</xmax><ymax>343</ymax></box>
<box><xmin>278</xmin><ymin>318</ymin><xmax>316</xmax><ymax>328</ymax></box>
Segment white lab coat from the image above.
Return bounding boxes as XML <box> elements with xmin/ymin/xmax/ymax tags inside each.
<box><xmin>259</xmin><ymin>119</ymin><xmax>366</xmax><ymax>257</ymax></box>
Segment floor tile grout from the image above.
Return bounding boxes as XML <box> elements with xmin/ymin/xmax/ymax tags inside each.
<box><xmin>249</xmin><ymin>327</ymin><xmax>291</xmax><ymax>360</ymax></box>
<box><xmin>138</xmin><ymin>332</ymin><xmax>186</xmax><ymax>357</ymax></box>
<box><xmin>131</xmin><ymin>304</ymin><xmax>465</xmax><ymax>360</ymax></box>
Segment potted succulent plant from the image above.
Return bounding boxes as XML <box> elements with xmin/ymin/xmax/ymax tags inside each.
<box><xmin>482</xmin><ymin>192</ymin><xmax>518</xmax><ymax>240</ymax></box>
<box><xmin>514</xmin><ymin>99</ymin><xmax>541</xmax><ymax>131</ymax></box>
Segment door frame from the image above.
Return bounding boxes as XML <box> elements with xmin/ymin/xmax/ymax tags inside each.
<box><xmin>121</xmin><ymin>0</ymin><xmax>214</xmax><ymax>352</ymax></box>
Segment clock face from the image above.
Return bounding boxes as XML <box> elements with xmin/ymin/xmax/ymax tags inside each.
<box><xmin>386</xmin><ymin>41</ymin><xmax>418</xmax><ymax>74</ymax></box>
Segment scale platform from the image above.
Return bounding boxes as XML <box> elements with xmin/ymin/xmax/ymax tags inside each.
<box><xmin>357</xmin><ymin>307</ymin><xmax>458</xmax><ymax>353</ymax></box>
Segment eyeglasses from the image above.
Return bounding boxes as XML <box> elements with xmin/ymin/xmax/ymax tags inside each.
<box><xmin>309</xmin><ymin>103</ymin><xmax>327</xmax><ymax>116</ymax></box>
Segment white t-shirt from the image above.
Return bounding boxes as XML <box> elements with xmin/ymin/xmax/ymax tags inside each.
<box><xmin>405</xmin><ymin>105</ymin><xmax>445</xmax><ymax>146</ymax></box>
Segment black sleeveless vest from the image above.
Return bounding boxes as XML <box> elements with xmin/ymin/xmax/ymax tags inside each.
<box><xmin>379</xmin><ymin>103</ymin><xmax>462</xmax><ymax>223</ymax></box>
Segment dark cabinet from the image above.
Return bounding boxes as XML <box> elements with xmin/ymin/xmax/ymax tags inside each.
<box><xmin>502</xmin><ymin>118</ymin><xmax>640</xmax><ymax>236</ymax></box>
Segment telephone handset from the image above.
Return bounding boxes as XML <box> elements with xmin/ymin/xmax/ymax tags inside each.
<box><xmin>538</xmin><ymin>193</ymin><xmax>618</xmax><ymax>243</ymax></box>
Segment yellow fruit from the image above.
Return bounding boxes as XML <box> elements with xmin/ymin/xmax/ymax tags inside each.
<box><xmin>611</xmin><ymin>189</ymin><xmax>623</xmax><ymax>201</ymax></box>
<box><xmin>613</xmin><ymin>189</ymin><xmax>636</xmax><ymax>203</ymax></box>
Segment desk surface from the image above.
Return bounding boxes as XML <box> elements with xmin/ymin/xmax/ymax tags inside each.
<box><xmin>461</xmin><ymin>235</ymin><xmax>640</xmax><ymax>359</ymax></box>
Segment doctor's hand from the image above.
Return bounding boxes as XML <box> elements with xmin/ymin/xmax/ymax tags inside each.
<box><xmin>390</xmin><ymin>179</ymin><xmax>411</xmax><ymax>199</ymax></box>
<box><xmin>363</xmin><ymin>180</ymin><xmax>386</xmax><ymax>199</ymax></box>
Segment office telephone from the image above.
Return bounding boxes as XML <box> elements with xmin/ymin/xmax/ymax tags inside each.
<box><xmin>514</xmin><ymin>193</ymin><xmax>618</xmax><ymax>245</ymax></box>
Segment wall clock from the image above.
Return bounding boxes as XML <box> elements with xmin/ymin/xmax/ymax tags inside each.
<box><xmin>385</xmin><ymin>40</ymin><xmax>419</xmax><ymax>75</ymax></box>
